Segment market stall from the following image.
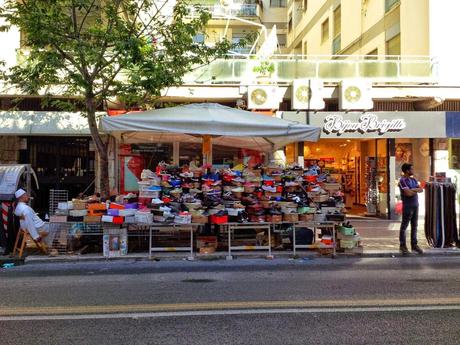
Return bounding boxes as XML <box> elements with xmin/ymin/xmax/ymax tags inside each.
<box><xmin>44</xmin><ymin>103</ymin><xmax>362</xmax><ymax>257</ymax></box>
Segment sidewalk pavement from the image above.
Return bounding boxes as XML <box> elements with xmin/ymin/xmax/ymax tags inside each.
<box><xmin>347</xmin><ymin>217</ymin><xmax>460</xmax><ymax>257</ymax></box>
<box><xmin>2</xmin><ymin>217</ymin><xmax>460</xmax><ymax>265</ymax></box>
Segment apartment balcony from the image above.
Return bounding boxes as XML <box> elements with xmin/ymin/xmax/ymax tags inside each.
<box><xmin>183</xmin><ymin>55</ymin><xmax>437</xmax><ymax>84</ymax></box>
<box><xmin>187</xmin><ymin>3</ymin><xmax>258</xmax><ymax>19</ymax></box>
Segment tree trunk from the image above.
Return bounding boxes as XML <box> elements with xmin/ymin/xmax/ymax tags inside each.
<box><xmin>86</xmin><ymin>96</ymin><xmax>110</xmax><ymax>198</ymax></box>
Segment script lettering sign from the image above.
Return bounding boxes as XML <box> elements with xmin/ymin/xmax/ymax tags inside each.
<box><xmin>323</xmin><ymin>114</ymin><xmax>406</xmax><ymax>135</ymax></box>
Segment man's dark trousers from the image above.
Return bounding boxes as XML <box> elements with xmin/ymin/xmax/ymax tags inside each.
<box><xmin>400</xmin><ymin>205</ymin><xmax>418</xmax><ymax>246</ymax></box>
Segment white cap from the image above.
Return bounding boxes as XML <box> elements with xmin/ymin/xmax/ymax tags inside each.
<box><xmin>15</xmin><ymin>189</ymin><xmax>26</xmax><ymax>199</ymax></box>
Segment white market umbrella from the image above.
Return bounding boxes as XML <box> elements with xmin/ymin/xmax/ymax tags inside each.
<box><xmin>101</xmin><ymin>103</ymin><xmax>320</xmax><ymax>152</ymax></box>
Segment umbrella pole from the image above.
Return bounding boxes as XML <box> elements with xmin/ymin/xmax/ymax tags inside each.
<box><xmin>202</xmin><ymin>135</ymin><xmax>212</xmax><ymax>166</ymax></box>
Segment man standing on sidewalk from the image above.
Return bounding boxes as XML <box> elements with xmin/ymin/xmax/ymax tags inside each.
<box><xmin>399</xmin><ymin>163</ymin><xmax>424</xmax><ymax>255</ymax></box>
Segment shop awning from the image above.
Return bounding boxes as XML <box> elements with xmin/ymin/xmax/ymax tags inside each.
<box><xmin>0</xmin><ymin>111</ymin><xmax>91</xmax><ymax>136</ymax></box>
<box><xmin>101</xmin><ymin>103</ymin><xmax>321</xmax><ymax>151</ymax></box>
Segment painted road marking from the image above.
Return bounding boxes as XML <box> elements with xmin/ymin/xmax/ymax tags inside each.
<box><xmin>1</xmin><ymin>305</ymin><xmax>460</xmax><ymax>321</ymax></box>
<box><xmin>1</xmin><ymin>297</ymin><xmax>460</xmax><ymax>317</ymax></box>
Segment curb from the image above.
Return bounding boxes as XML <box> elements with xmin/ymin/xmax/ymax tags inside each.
<box><xmin>0</xmin><ymin>257</ymin><xmax>25</xmax><ymax>267</ymax></box>
<box><xmin>14</xmin><ymin>248</ymin><xmax>460</xmax><ymax>265</ymax></box>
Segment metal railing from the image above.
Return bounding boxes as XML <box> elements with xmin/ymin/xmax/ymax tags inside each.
<box><xmin>182</xmin><ymin>54</ymin><xmax>438</xmax><ymax>84</ymax></box>
<box><xmin>187</xmin><ymin>4</ymin><xmax>258</xmax><ymax>18</ymax></box>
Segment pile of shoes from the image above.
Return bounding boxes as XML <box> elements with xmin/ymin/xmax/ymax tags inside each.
<box><xmin>115</xmin><ymin>162</ymin><xmax>349</xmax><ymax>225</ymax></box>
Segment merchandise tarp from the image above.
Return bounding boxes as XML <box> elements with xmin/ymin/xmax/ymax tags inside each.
<box><xmin>101</xmin><ymin>103</ymin><xmax>321</xmax><ymax>151</ymax></box>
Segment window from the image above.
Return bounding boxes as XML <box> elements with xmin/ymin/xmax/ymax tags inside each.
<box><xmin>270</xmin><ymin>0</ymin><xmax>287</xmax><ymax>8</ymax></box>
<box><xmin>303</xmin><ymin>0</ymin><xmax>308</xmax><ymax>11</ymax></box>
<box><xmin>288</xmin><ymin>13</ymin><xmax>293</xmax><ymax>32</ymax></box>
<box><xmin>277</xmin><ymin>34</ymin><xmax>287</xmax><ymax>47</ymax></box>
<box><xmin>332</xmin><ymin>5</ymin><xmax>341</xmax><ymax>54</ymax></box>
<box><xmin>321</xmin><ymin>18</ymin><xmax>329</xmax><ymax>43</ymax></box>
<box><xmin>303</xmin><ymin>41</ymin><xmax>308</xmax><ymax>56</ymax></box>
<box><xmin>386</xmin><ymin>34</ymin><xmax>400</xmax><ymax>57</ymax></box>
<box><xmin>385</xmin><ymin>0</ymin><xmax>400</xmax><ymax>13</ymax></box>
<box><xmin>232</xmin><ymin>33</ymin><xmax>251</xmax><ymax>54</ymax></box>
<box><xmin>332</xmin><ymin>36</ymin><xmax>341</xmax><ymax>54</ymax></box>
<box><xmin>333</xmin><ymin>5</ymin><xmax>341</xmax><ymax>38</ymax></box>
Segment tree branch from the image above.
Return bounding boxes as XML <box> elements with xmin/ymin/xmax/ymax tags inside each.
<box><xmin>90</xmin><ymin>0</ymin><xmax>123</xmax><ymax>79</ymax></box>
<box><xmin>78</xmin><ymin>0</ymin><xmax>98</xmax><ymax>35</ymax></box>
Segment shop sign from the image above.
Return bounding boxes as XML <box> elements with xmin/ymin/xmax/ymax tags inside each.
<box><xmin>280</xmin><ymin>111</ymin><xmax>446</xmax><ymax>139</ymax></box>
<box><xmin>323</xmin><ymin>114</ymin><xmax>406</xmax><ymax>135</ymax></box>
<box><xmin>131</xmin><ymin>144</ymin><xmax>169</xmax><ymax>154</ymax></box>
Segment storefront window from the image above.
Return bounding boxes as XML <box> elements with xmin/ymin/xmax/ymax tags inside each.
<box><xmin>130</xmin><ymin>143</ymin><xmax>173</xmax><ymax>168</ymax></box>
<box><xmin>20</xmin><ymin>137</ymin><xmax>95</xmax><ymax>214</ymax></box>
<box><xmin>376</xmin><ymin>139</ymin><xmax>388</xmax><ymax>215</ymax></box>
<box><xmin>449</xmin><ymin>139</ymin><xmax>460</xmax><ymax>170</ymax></box>
<box><xmin>394</xmin><ymin>138</ymin><xmax>430</xmax><ymax>216</ymax></box>
<box><xmin>212</xmin><ymin>145</ymin><xmax>240</xmax><ymax>168</ymax></box>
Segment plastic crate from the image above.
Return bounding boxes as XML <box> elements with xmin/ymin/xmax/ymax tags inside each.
<box><xmin>340</xmin><ymin>239</ymin><xmax>356</xmax><ymax>249</ymax></box>
<box><xmin>338</xmin><ymin>226</ymin><xmax>355</xmax><ymax>236</ymax></box>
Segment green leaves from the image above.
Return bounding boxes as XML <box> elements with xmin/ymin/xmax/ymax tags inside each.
<box><xmin>0</xmin><ymin>0</ymin><xmax>238</xmax><ymax>192</ymax></box>
<box><xmin>1</xmin><ymin>0</ymin><xmax>234</xmax><ymax>108</ymax></box>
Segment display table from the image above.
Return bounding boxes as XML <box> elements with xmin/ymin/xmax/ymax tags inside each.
<box><xmin>47</xmin><ymin>220</ymin><xmax>338</xmax><ymax>258</ymax></box>
<box><xmin>219</xmin><ymin>221</ymin><xmax>337</xmax><ymax>260</ymax></box>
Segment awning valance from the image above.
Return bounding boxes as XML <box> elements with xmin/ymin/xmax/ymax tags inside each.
<box><xmin>0</xmin><ymin>111</ymin><xmax>92</xmax><ymax>136</ymax></box>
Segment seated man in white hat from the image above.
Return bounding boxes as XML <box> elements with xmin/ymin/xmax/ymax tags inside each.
<box><xmin>14</xmin><ymin>189</ymin><xmax>51</xmax><ymax>247</ymax></box>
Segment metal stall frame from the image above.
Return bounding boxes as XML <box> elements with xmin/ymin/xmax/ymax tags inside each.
<box><xmin>149</xmin><ymin>223</ymin><xmax>195</xmax><ymax>260</ymax></box>
<box><xmin>291</xmin><ymin>221</ymin><xmax>337</xmax><ymax>258</ymax></box>
<box><xmin>222</xmin><ymin>222</ymin><xmax>273</xmax><ymax>260</ymax></box>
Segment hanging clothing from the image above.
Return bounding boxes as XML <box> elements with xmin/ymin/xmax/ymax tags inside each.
<box><xmin>424</xmin><ymin>182</ymin><xmax>459</xmax><ymax>248</ymax></box>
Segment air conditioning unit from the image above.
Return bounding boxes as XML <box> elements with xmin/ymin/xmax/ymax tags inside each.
<box><xmin>247</xmin><ymin>86</ymin><xmax>281</xmax><ymax>110</ymax></box>
<box><xmin>291</xmin><ymin>79</ymin><xmax>325</xmax><ymax>110</ymax></box>
<box><xmin>339</xmin><ymin>80</ymin><xmax>373</xmax><ymax>110</ymax></box>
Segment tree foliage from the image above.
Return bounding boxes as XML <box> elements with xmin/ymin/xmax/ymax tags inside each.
<box><xmin>0</xmin><ymin>0</ymin><xmax>237</xmax><ymax>194</ymax></box>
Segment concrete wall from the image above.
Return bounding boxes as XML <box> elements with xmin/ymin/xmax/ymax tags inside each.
<box><xmin>0</xmin><ymin>136</ymin><xmax>20</xmax><ymax>164</ymax></box>
<box><xmin>287</xmin><ymin>0</ymin><xmax>433</xmax><ymax>58</ymax></box>
<box><xmin>287</xmin><ymin>0</ymin><xmax>334</xmax><ymax>55</ymax></box>
<box><xmin>260</xmin><ymin>0</ymin><xmax>286</xmax><ymax>25</ymax></box>
<box><xmin>401</xmin><ymin>0</ymin><xmax>429</xmax><ymax>55</ymax></box>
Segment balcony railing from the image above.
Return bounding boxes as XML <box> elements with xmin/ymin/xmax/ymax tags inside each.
<box><xmin>182</xmin><ymin>55</ymin><xmax>437</xmax><ymax>84</ymax></box>
<box><xmin>187</xmin><ymin>4</ymin><xmax>258</xmax><ymax>18</ymax></box>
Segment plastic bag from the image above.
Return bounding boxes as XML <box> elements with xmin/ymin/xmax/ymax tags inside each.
<box><xmin>395</xmin><ymin>200</ymin><xmax>403</xmax><ymax>215</ymax></box>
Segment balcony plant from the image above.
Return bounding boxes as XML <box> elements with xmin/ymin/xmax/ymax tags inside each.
<box><xmin>253</xmin><ymin>60</ymin><xmax>275</xmax><ymax>77</ymax></box>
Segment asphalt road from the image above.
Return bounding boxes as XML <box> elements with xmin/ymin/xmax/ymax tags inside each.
<box><xmin>1</xmin><ymin>257</ymin><xmax>459</xmax><ymax>345</ymax></box>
